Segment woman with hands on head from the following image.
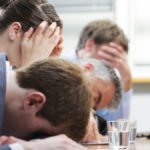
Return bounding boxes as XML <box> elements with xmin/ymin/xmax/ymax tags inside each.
<box><xmin>0</xmin><ymin>0</ymin><xmax>63</xmax><ymax>68</ymax></box>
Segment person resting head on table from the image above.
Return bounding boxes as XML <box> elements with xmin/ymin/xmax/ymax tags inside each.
<box><xmin>61</xmin><ymin>20</ymin><xmax>132</xmax><ymax>121</ymax></box>
<box><xmin>76</xmin><ymin>58</ymin><xmax>122</xmax><ymax>143</ymax></box>
<box><xmin>0</xmin><ymin>58</ymin><xmax>122</xmax><ymax>148</ymax></box>
<box><xmin>0</xmin><ymin>53</ymin><xmax>93</xmax><ymax>150</ymax></box>
<box><xmin>76</xmin><ymin>59</ymin><xmax>122</xmax><ymax>111</ymax></box>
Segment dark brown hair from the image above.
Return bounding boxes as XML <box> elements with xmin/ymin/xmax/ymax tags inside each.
<box><xmin>15</xmin><ymin>58</ymin><xmax>93</xmax><ymax>142</ymax></box>
<box><xmin>0</xmin><ymin>0</ymin><xmax>62</xmax><ymax>33</ymax></box>
<box><xmin>77</xmin><ymin>20</ymin><xmax>129</xmax><ymax>53</ymax></box>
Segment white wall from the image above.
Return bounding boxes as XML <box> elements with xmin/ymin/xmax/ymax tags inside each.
<box><xmin>130</xmin><ymin>83</ymin><xmax>150</xmax><ymax>133</ymax></box>
<box><xmin>58</xmin><ymin>12</ymin><xmax>114</xmax><ymax>52</ymax></box>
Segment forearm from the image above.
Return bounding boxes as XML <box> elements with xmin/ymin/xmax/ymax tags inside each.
<box><xmin>120</xmin><ymin>89</ymin><xmax>132</xmax><ymax>119</ymax></box>
<box><xmin>119</xmin><ymin>64</ymin><xmax>132</xmax><ymax>92</ymax></box>
<box><xmin>121</xmin><ymin>73</ymin><xmax>132</xmax><ymax>92</ymax></box>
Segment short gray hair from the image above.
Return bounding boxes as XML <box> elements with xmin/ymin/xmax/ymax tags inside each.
<box><xmin>76</xmin><ymin>58</ymin><xmax>122</xmax><ymax>111</ymax></box>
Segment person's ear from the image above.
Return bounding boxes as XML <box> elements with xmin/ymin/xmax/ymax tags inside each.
<box><xmin>23</xmin><ymin>92</ymin><xmax>46</xmax><ymax>112</ymax></box>
<box><xmin>81</xmin><ymin>63</ymin><xmax>94</xmax><ymax>72</ymax></box>
<box><xmin>9</xmin><ymin>22</ymin><xmax>22</xmax><ymax>41</ymax></box>
<box><xmin>85</xmin><ymin>39</ymin><xmax>95</xmax><ymax>52</ymax></box>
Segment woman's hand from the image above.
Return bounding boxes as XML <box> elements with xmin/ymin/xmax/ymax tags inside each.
<box><xmin>21</xmin><ymin>21</ymin><xmax>63</xmax><ymax>68</ymax></box>
<box><xmin>50</xmin><ymin>35</ymin><xmax>63</xmax><ymax>57</ymax></box>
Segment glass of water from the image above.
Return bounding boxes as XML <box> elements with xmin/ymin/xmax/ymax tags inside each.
<box><xmin>130</xmin><ymin>120</ymin><xmax>137</xmax><ymax>143</ymax></box>
<box><xmin>107</xmin><ymin>121</ymin><xmax>130</xmax><ymax>149</ymax></box>
<box><xmin>118</xmin><ymin>119</ymin><xmax>137</xmax><ymax>143</ymax></box>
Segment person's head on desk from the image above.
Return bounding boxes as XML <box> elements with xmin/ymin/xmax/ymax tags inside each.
<box><xmin>76</xmin><ymin>59</ymin><xmax>122</xmax><ymax>111</ymax></box>
<box><xmin>3</xmin><ymin>58</ymin><xmax>93</xmax><ymax>143</ymax></box>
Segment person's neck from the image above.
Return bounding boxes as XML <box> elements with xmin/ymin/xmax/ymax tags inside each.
<box><xmin>77</xmin><ymin>48</ymin><xmax>87</xmax><ymax>60</ymax></box>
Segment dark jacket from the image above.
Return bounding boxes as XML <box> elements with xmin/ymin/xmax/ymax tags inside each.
<box><xmin>0</xmin><ymin>53</ymin><xmax>10</xmax><ymax>150</ymax></box>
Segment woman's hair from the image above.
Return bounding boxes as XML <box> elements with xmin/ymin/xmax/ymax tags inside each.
<box><xmin>0</xmin><ymin>0</ymin><xmax>62</xmax><ymax>33</ymax></box>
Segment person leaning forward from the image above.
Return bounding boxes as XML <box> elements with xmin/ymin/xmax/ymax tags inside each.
<box><xmin>0</xmin><ymin>53</ymin><xmax>93</xmax><ymax>150</ymax></box>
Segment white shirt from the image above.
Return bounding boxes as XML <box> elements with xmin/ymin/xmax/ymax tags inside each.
<box><xmin>9</xmin><ymin>143</ymin><xmax>24</xmax><ymax>150</ymax></box>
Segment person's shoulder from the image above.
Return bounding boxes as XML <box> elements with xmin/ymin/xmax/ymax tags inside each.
<box><xmin>0</xmin><ymin>53</ymin><xmax>8</xmax><ymax>61</ymax></box>
<box><xmin>0</xmin><ymin>145</ymin><xmax>11</xmax><ymax>150</ymax></box>
<box><xmin>0</xmin><ymin>53</ymin><xmax>8</xmax><ymax>82</ymax></box>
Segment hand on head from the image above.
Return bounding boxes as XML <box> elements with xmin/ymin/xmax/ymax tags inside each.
<box><xmin>50</xmin><ymin>35</ymin><xmax>64</xmax><ymax>57</ymax></box>
<box><xmin>98</xmin><ymin>42</ymin><xmax>132</xmax><ymax>92</ymax></box>
<box><xmin>21</xmin><ymin>21</ymin><xmax>63</xmax><ymax>68</ymax></box>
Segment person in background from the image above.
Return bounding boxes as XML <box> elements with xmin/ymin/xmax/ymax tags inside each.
<box><xmin>76</xmin><ymin>59</ymin><xmax>121</xmax><ymax>112</ymax></box>
<box><xmin>0</xmin><ymin>53</ymin><xmax>93</xmax><ymax>150</ymax></box>
<box><xmin>61</xmin><ymin>20</ymin><xmax>132</xmax><ymax>121</ymax></box>
<box><xmin>76</xmin><ymin>58</ymin><xmax>122</xmax><ymax>143</ymax></box>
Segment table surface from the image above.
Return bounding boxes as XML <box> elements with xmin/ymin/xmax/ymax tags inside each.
<box><xmin>83</xmin><ymin>138</ymin><xmax>150</xmax><ymax>150</ymax></box>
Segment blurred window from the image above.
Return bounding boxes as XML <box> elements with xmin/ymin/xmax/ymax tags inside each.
<box><xmin>49</xmin><ymin>0</ymin><xmax>113</xmax><ymax>12</ymax></box>
<box><xmin>134</xmin><ymin>0</ymin><xmax>150</xmax><ymax>66</ymax></box>
<box><xmin>49</xmin><ymin>0</ymin><xmax>114</xmax><ymax>52</ymax></box>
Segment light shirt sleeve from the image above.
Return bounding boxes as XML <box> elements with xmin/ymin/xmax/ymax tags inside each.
<box><xmin>60</xmin><ymin>49</ymin><xmax>78</xmax><ymax>61</ymax></box>
<box><xmin>96</xmin><ymin>89</ymin><xmax>133</xmax><ymax>121</ymax></box>
<box><xmin>9</xmin><ymin>143</ymin><xmax>24</xmax><ymax>150</ymax></box>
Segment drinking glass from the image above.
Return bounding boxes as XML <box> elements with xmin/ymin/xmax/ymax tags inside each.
<box><xmin>130</xmin><ymin>120</ymin><xmax>137</xmax><ymax>143</ymax></box>
<box><xmin>107</xmin><ymin>121</ymin><xmax>130</xmax><ymax>149</ymax></box>
<box><xmin>118</xmin><ymin>119</ymin><xmax>137</xmax><ymax>143</ymax></box>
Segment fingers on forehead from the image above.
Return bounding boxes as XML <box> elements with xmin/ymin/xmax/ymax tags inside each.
<box><xmin>109</xmin><ymin>42</ymin><xmax>124</xmax><ymax>53</ymax></box>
